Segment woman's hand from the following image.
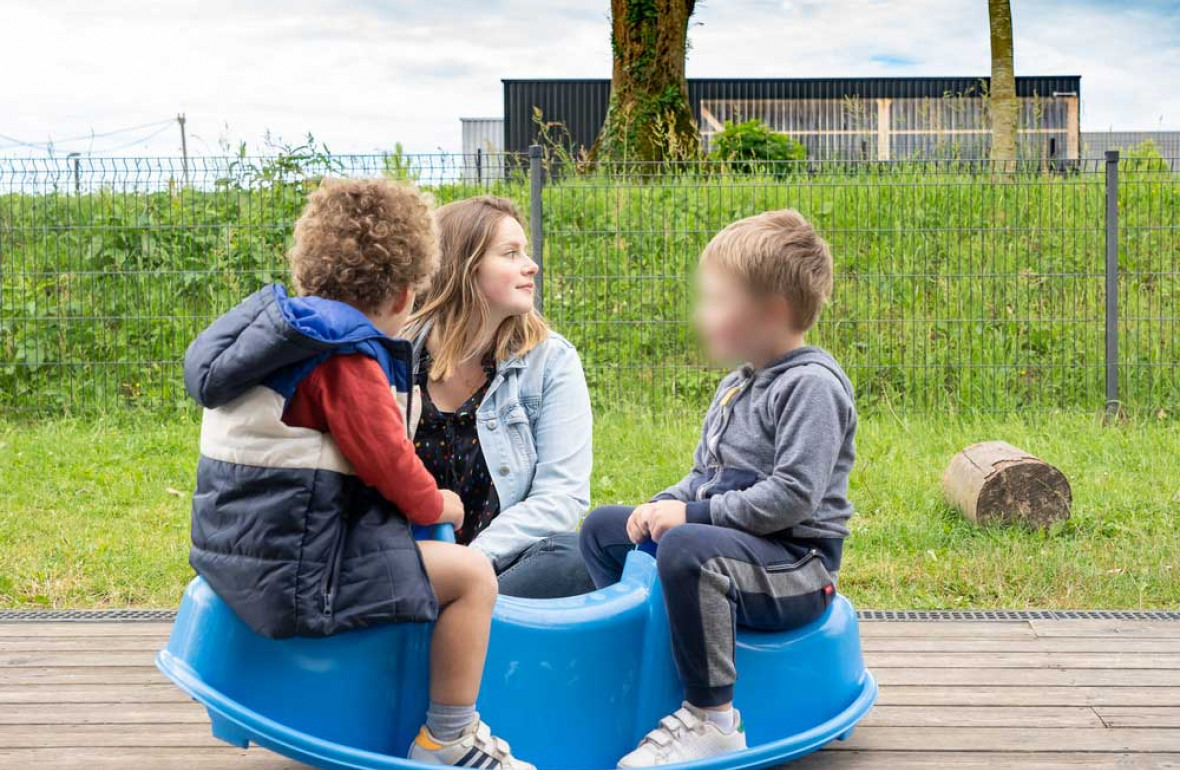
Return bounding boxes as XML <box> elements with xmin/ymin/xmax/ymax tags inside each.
<box><xmin>438</xmin><ymin>489</ymin><xmax>465</xmax><ymax>530</ymax></box>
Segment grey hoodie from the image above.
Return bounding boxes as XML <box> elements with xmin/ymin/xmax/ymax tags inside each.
<box><xmin>655</xmin><ymin>346</ymin><xmax>856</xmax><ymax>543</ymax></box>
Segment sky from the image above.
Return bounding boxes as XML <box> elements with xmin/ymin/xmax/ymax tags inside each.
<box><xmin>1</xmin><ymin>0</ymin><xmax>1177</xmax><ymax>157</ymax></box>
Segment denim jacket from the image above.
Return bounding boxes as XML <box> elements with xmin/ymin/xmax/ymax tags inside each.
<box><xmin>412</xmin><ymin>325</ymin><xmax>593</xmax><ymax>569</ymax></box>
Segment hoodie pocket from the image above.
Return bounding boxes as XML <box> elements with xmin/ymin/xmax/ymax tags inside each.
<box><xmin>698</xmin><ymin>467</ymin><xmax>761</xmax><ymax>498</ymax></box>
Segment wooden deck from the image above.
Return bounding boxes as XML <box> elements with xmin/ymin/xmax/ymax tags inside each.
<box><xmin>1</xmin><ymin>619</ymin><xmax>1178</xmax><ymax>769</ymax></box>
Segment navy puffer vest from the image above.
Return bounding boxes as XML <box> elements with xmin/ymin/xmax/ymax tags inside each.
<box><xmin>184</xmin><ymin>285</ymin><xmax>437</xmax><ymax>639</ymax></box>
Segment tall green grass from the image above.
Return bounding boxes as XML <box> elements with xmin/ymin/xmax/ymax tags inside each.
<box><xmin>2</xmin><ymin>156</ymin><xmax>1177</xmax><ymax>413</ymax></box>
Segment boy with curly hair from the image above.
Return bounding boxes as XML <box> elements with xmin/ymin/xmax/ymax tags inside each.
<box><xmin>580</xmin><ymin>209</ymin><xmax>856</xmax><ymax>767</ymax></box>
<box><xmin>184</xmin><ymin>178</ymin><xmax>535</xmax><ymax>769</ymax></box>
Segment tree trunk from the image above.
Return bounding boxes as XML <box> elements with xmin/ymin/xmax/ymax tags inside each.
<box><xmin>943</xmin><ymin>441</ymin><xmax>1072</xmax><ymax>528</ymax></box>
<box><xmin>988</xmin><ymin>0</ymin><xmax>1019</xmax><ymax>165</ymax></box>
<box><xmin>595</xmin><ymin>0</ymin><xmax>701</xmax><ymax>162</ymax></box>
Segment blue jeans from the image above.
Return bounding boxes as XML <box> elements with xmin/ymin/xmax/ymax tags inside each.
<box><xmin>495</xmin><ymin>532</ymin><xmax>595</xmax><ymax>599</ymax></box>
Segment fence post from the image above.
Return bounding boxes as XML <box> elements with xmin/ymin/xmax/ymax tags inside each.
<box><xmin>1104</xmin><ymin>150</ymin><xmax>1120</xmax><ymax>415</ymax></box>
<box><xmin>528</xmin><ymin>144</ymin><xmax>544</xmax><ymax>313</ymax></box>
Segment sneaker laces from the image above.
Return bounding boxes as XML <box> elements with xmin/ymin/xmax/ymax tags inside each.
<box><xmin>639</xmin><ymin>706</ymin><xmax>704</xmax><ymax>756</ymax></box>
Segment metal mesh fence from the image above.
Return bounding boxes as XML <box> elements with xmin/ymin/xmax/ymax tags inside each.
<box><xmin>0</xmin><ymin>154</ymin><xmax>527</xmax><ymax>412</ymax></box>
<box><xmin>1</xmin><ymin>152</ymin><xmax>1177</xmax><ymax>414</ymax></box>
<box><xmin>1118</xmin><ymin>156</ymin><xmax>1180</xmax><ymax>410</ymax></box>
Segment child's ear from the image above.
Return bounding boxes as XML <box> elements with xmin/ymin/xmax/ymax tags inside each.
<box><xmin>390</xmin><ymin>287</ymin><xmax>415</xmax><ymax>315</ymax></box>
<box><xmin>770</xmin><ymin>294</ymin><xmax>794</xmax><ymax>326</ymax></box>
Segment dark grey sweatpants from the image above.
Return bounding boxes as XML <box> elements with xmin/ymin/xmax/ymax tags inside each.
<box><xmin>579</xmin><ymin>505</ymin><xmax>840</xmax><ymax>707</ymax></box>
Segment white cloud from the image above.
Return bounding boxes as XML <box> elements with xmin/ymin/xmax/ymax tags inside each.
<box><xmin>0</xmin><ymin>0</ymin><xmax>1175</xmax><ymax>157</ymax></box>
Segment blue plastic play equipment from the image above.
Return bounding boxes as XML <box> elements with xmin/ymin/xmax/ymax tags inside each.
<box><xmin>157</xmin><ymin>525</ymin><xmax>875</xmax><ymax>770</ymax></box>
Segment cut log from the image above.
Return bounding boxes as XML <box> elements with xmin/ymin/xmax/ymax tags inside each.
<box><xmin>943</xmin><ymin>441</ymin><xmax>1071</xmax><ymax>527</ymax></box>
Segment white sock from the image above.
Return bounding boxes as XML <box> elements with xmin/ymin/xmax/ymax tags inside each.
<box><xmin>703</xmin><ymin>707</ymin><xmax>736</xmax><ymax>734</ymax></box>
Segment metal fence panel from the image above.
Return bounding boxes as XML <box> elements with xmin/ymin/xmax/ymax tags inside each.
<box><xmin>0</xmin><ymin>154</ymin><xmax>527</xmax><ymax>412</ymax></box>
<box><xmin>1</xmin><ymin>152</ymin><xmax>1177</xmax><ymax>414</ymax></box>
<box><xmin>542</xmin><ymin>158</ymin><xmax>1111</xmax><ymax>412</ymax></box>
<box><xmin>1118</xmin><ymin>154</ymin><xmax>1180</xmax><ymax>410</ymax></box>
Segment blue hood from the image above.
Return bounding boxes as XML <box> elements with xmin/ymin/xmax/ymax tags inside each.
<box><xmin>184</xmin><ymin>284</ymin><xmax>412</xmax><ymax>409</ymax></box>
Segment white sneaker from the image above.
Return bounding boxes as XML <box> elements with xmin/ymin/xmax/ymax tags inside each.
<box><xmin>618</xmin><ymin>703</ymin><xmax>747</xmax><ymax>767</ymax></box>
<box><xmin>408</xmin><ymin>717</ymin><xmax>536</xmax><ymax>770</ymax></box>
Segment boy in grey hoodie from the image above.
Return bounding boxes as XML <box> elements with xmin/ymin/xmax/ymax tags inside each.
<box><xmin>580</xmin><ymin>209</ymin><xmax>857</xmax><ymax>767</ymax></box>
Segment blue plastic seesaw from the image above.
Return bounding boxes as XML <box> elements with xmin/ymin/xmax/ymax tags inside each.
<box><xmin>157</xmin><ymin>524</ymin><xmax>876</xmax><ymax>770</ymax></box>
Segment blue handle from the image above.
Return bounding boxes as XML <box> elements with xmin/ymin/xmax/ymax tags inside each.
<box><xmin>412</xmin><ymin>523</ymin><xmax>456</xmax><ymax>544</ymax></box>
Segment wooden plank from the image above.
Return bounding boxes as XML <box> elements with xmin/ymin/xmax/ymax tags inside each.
<box><xmin>793</xmin><ymin>751</ymin><xmax>1180</xmax><ymax>769</ymax></box>
<box><xmin>0</xmin><ymin>747</ymin><xmax>304</xmax><ymax>768</ymax></box>
<box><xmin>0</xmin><ymin>624</ymin><xmax>173</xmax><ymax>638</ymax></box>
<box><xmin>0</xmin><ymin>638</ymin><xmax>164</xmax><ymax>653</ymax></box>
<box><xmin>0</xmin><ymin>723</ymin><xmax>220</xmax><ymax>748</ymax></box>
<box><xmin>879</xmin><ymin>685</ymin><xmax>1180</xmax><ymax>707</ymax></box>
<box><xmin>0</xmin><ymin>703</ymin><xmax>207</xmax><ymax>725</ymax></box>
<box><xmin>7</xmin><ymin>724</ymin><xmax>1173</xmax><ymax>761</ymax></box>
<box><xmin>863</xmin><ymin>637</ymin><xmax>1180</xmax><ymax>654</ymax></box>
<box><xmin>876</xmin><ymin>98</ymin><xmax>891</xmax><ymax>161</ymax></box>
<box><xmin>0</xmin><ymin>684</ymin><xmax>188</xmax><ymax>704</ymax></box>
<box><xmin>1065</xmin><ymin>95</ymin><xmax>1081</xmax><ymax>160</ymax></box>
<box><xmin>1096</xmin><ymin>707</ymin><xmax>1180</xmax><ymax>728</ymax></box>
<box><xmin>836</xmin><ymin>726</ymin><xmax>1180</xmax><ymax>753</ymax></box>
<box><xmin>0</xmin><ymin>652</ymin><xmax>154</xmax><ymax>668</ymax></box>
<box><xmin>874</xmin><ymin>668</ymin><xmax>1180</xmax><ymax>687</ymax></box>
<box><xmin>0</xmin><ymin>667</ymin><xmax>165</xmax><ymax>686</ymax></box>
<box><xmin>859</xmin><ymin>622</ymin><xmax>1035</xmax><ymax>639</ymax></box>
<box><xmin>861</xmin><ymin>705</ymin><xmax>1104</xmax><ymax>728</ymax></box>
<box><xmin>1031</xmin><ymin>621</ymin><xmax>1180</xmax><ymax>639</ymax></box>
<box><xmin>865</xmin><ymin>652</ymin><xmax>1180</xmax><ymax>669</ymax></box>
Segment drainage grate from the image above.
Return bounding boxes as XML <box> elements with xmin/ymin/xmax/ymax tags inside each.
<box><xmin>0</xmin><ymin>608</ymin><xmax>1178</xmax><ymax>623</ymax></box>
<box><xmin>856</xmin><ymin>609</ymin><xmax>1180</xmax><ymax>621</ymax></box>
<box><xmin>0</xmin><ymin>609</ymin><xmax>177</xmax><ymax>622</ymax></box>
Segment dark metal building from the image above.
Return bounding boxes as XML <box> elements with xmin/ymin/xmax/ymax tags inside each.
<box><xmin>504</xmin><ymin>76</ymin><xmax>1082</xmax><ymax>160</ymax></box>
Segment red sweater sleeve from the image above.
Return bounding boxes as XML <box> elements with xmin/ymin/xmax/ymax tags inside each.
<box><xmin>283</xmin><ymin>354</ymin><xmax>443</xmax><ymax>525</ymax></box>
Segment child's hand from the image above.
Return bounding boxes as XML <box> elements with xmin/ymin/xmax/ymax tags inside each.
<box><xmin>626</xmin><ymin>503</ymin><xmax>656</xmax><ymax>543</ymax></box>
<box><xmin>438</xmin><ymin>489</ymin><xmax>465</xmax><ymax>530</ymax></box>
<box><xmin>648</xmin><ymin>500</ymin><xmax>687</xmax><ymax>542</ymax></box>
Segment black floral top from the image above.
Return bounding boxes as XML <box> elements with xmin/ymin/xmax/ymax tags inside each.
<box><xmin>414</xmin><ymin>351</ymin><xmax>500</xmax><ymax>545</ymax></box>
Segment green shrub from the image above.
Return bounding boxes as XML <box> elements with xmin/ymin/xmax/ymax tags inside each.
<box><xmin>708</xmin><ymin>119</ymin><xmax>807</xmax><ymax>174</ymax></box>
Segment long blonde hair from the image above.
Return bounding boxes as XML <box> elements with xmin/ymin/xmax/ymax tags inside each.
<box><xmin>406</xmin><ymin>195</ymin><xmax>549</xmax><ymax>380</ymax></box>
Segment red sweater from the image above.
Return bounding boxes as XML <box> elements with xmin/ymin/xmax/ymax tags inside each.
<box><xmin>283</xmin><ymin>354</ymin><xmax>443</xmax><ymax>525</ymax></box>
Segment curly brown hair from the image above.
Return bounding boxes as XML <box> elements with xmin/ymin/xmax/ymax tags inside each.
<box><xmin>288</xmin><ymin>178</ymin><xmax>438</xmax><ymax>312</ymax></box>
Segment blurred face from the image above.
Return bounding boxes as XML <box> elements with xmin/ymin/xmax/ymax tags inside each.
<box><xmin>695</xmin><ymin>262</ymin><xmax>790</xmax><ymax>365</ymax></box>
<box><xmin>475</xmin><ymin>215</ymin><xmax>538</xmax><ymax>320</ymax></box>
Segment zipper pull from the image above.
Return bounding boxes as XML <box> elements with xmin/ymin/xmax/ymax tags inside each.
<box><xmin>323</xmin><ymin>589</ymin><xmax>335</xmax><ymax>616</ymax></box>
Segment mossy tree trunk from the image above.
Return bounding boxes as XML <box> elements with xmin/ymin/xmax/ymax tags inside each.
<box><xmin>595</xmin><ymin>0</ymin><xmax>701</xmax><ymax>162</ymax></box>
<box><xmin>988</xmin><ymin>0</ymin><xmax>1019</xmax><ymax>164</ymax></box>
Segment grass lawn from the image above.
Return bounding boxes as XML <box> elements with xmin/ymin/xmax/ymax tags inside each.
<box><xmin>1</xmin><ymin>411</ymin><xmax>1177</xmax><ymax>610</ymax></box>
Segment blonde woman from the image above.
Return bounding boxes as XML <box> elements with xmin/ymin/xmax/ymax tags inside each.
<box><xmin>404</xmin><ymin>195</ymin><xmax>594</xmax><ymax>598</ymax></box>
